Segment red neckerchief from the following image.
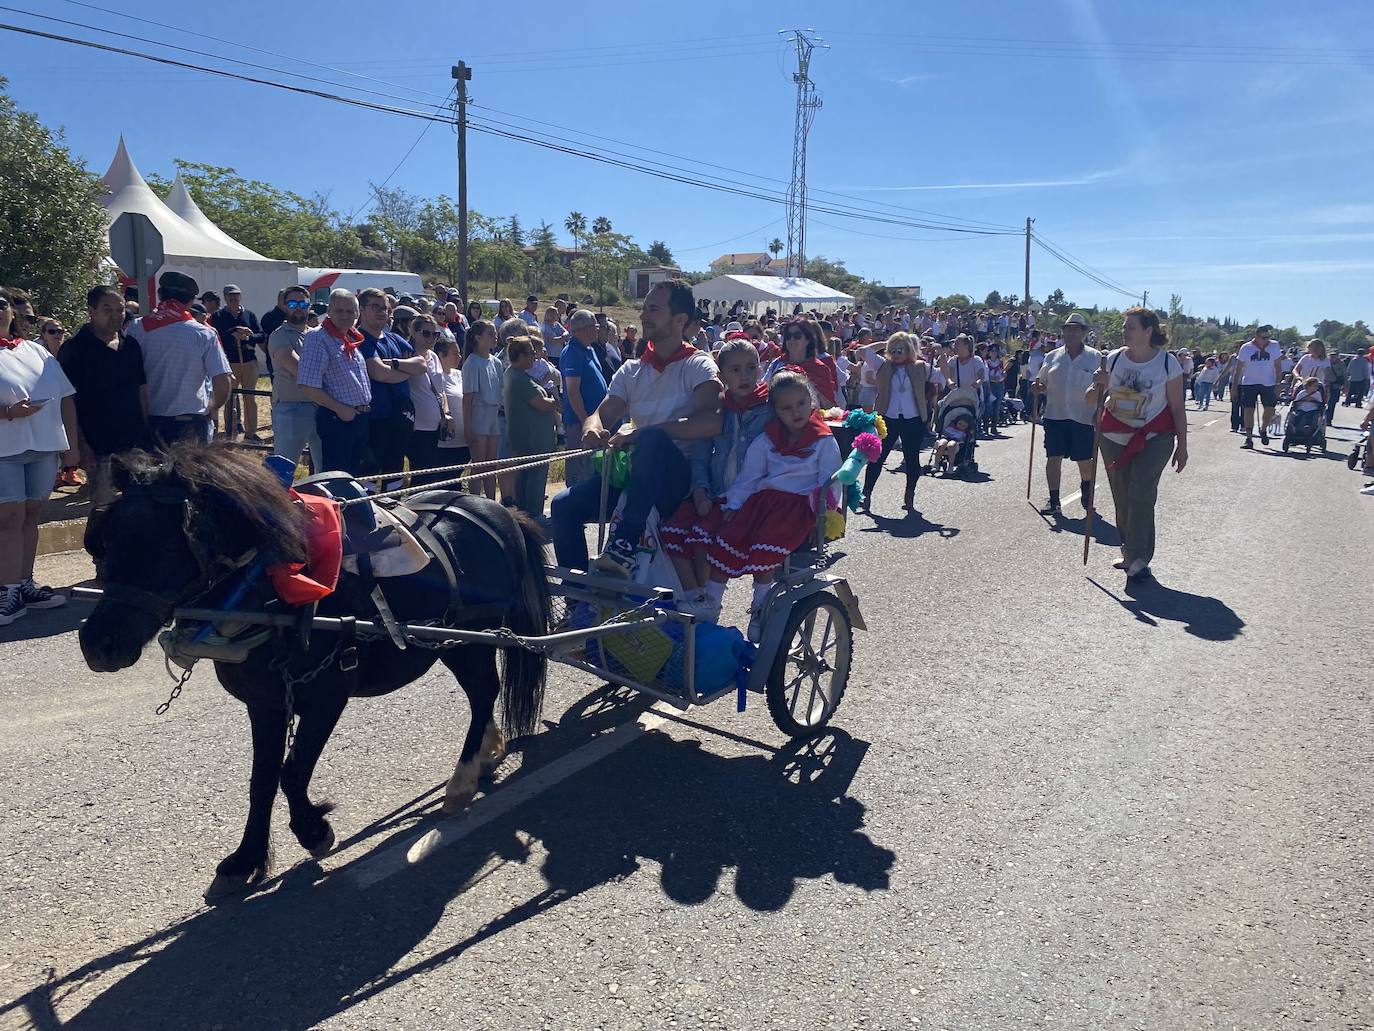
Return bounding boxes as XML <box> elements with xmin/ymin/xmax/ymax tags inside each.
<box><xmin>642</xmin><ymin>339</ymin><xmax>696</xmax><ymax>373</ymax></box>
<box><xmin>784</xmin><ymin>357</ymin><xmax>839</xmax><ymax>406</ymax></box>
<box><xmin>0</xmin><ymin>336</ymin><xmax>21</xmax><ymax>351</ymax></box>
<box><xmin>765</xmin><ymin>410</ymin><xmax>832</xmax><ymax>458</ymax></box>
<box><xmin>1100</xmin><ymin>406</ymin><xmax>1175</xmax><ymax>470</ymax></box>
<box><xmin>723</xmin><ymin>382</ymin><xmax>769</xmax><ymax>414</ymax></box>
<box><xmin>322</xmin><ymin>316</ymin><xmax>364</xmax><ymax>353</ymax></box>
<box><xmin>140</xmin><ymin>299</ymin><xmax>195</xmax><ymax>332</ymax></box>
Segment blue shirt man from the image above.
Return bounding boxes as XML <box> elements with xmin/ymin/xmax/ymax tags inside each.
<box><xmin>558</xmin><ymin>309</ymin><xmax>608</xmax><ymax>487</ymax></box>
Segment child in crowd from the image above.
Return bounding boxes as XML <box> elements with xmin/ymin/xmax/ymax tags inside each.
<box><xmin>1194</xmin><ymin>356</ymin><xmax>1219</xmax><ymax>409</ymax></box>
<box><xmin>930</xmin><ymin>413</ymin><xmax>973</xmax><ymax>471</ymax></box>
<box><xmin>662</xmin><ymin>339</ymin><xmax>773</xmax><ymax>621</ymax></box>
<box><xmin>1291</xmin><ymin>376</ymin><xmax>1326</xmax><ymax>413</ymax></box>
<box><xmin>704</xmin><ymin>371</ymin><xmax>842</xmax><ymax>642</ymax></box>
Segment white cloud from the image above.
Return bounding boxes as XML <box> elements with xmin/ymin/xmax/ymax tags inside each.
<box><xmin>831</xmin><ymin>168</ymin><xmax>1123</xmax><ymax>192</ymax></box>
<box><xmin>884</xmin><ymin>73</ymin><xmax>937</xmax><ymax>88</ymax></box>
<box><xmin>1302</xmin><ymin>203</ymin><xmax>1374</xmax><ymax>226</ymax></box>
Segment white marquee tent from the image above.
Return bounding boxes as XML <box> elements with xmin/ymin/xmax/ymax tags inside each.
<box><xmin>100</xmin><ymin>137</ymin><xmax>297</xmax><ymax>317</ymax></box>
<box><xmin>691</xmin><ymin>274</ymin><xmax>855</xmax><ymax>317</ymax></box>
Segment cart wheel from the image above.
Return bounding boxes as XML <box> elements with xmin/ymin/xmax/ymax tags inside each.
<box><xmin>1349</xmin><ymin>450</ymin><xmax>1360</xmax><ymax>470</ymax></box>
<box><xmin>1282</xmin><ymin>438</ymin><xmax>1290</xmax><ymax>453</ymax></box>
<box><xmin>766</xmin><ymin>593</ymin><xmax>852</xmax><ymax>738</ymax></box>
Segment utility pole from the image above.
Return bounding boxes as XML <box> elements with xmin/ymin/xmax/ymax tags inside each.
<box><xmin>781</xmin><ymin>29</ymin><xmax>827</xmax><ymax>278</ymax></box>
<box><xmin>452</xmin><ymin>61</ymin><xmax>472</xmax><ymax>304</ymax></box>
<box><xmin>1023</xmin><ymin>217</ymin><xmax>1034</xmax><ymax>313</ymax></box>
<box><xmin>1141</xmin><ymin>290</ymin><xmax>1149</xmax><ymax>309</ymax></box>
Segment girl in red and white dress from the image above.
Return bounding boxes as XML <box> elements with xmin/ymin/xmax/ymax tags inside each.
<box><xmin>706</xmin><ymin>371</ymin><xmax>842</xmax><ymax>642</ymax></box>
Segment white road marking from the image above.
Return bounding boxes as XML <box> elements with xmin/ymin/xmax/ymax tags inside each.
<box><xmin>1203</xmin><ymin>419</ymin><xmax>1220</xmax><ymax>427</ymax></box>
<box><xmin>1059</xmin><ymin>492</ymin><xmax>1081</xmax><ymax>507</ymax></box>
<box><xmin>340</xmin><ymin>706</ymin><xmax>672</xmax><ymax>890</ymax></box>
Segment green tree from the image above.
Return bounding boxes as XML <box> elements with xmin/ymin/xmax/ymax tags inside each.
<box><xmin>0</xmin><ymin>78</ymin><xmax>109</xmax><ymax>322</ymax></box>
<box><xmin>574</xmin><ymin>229</ymin><xmax>633</xmax><ymax>307</ymax></box>
<box><xmin>931</xmin><ymin>293</ymin><xmax>973</xmax><ymax>309</ymax></box>
<box><xmin>507</xmin><ymin>214</ymin><xmax>524</xmax><ymax>247</ymax></box>
<box><xmin>801</xmin><ymin>255</ymin><xmax>862</xmax><ymax>297</ymax></box>
<box><xmin>564</xmin><ymin>211</ymin><xmax>586</xmax><ymax>256</ymax></box>
<box><xmin>476</xmin><ymin>237</ymin><xmax>525</xmax><ymax>301</ymax></box>
<box><xmin>646</xmin><ymin>240</ymin><xmax>674</xmax><ymax>266</ymax></box>
<box><xmin>367</xmin><ymin>183</ymin><xmax>421</xmax><ymax>270</ymax></box>
<box><xmin>984</xmin><ymin>289</ymin><xmax>1003</xmax><ymax>307</ymax></box>
<box><xmin>591</xmin><ymin>215</ymin><xmax>612</xmax><ymax>235</ymax></box>
<box><xmin>768</xmin><ymin>237</ymin><xmax>784</xmax><ymax>258</ymax></box>
<box><xmin>531</xmin><ymin>220</ymin><xmax>559</xmax><ymax>288</ymax></box>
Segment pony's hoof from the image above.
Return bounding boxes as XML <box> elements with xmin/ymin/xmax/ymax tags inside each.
<box><xmin>308</xmin><ymin>823</ymin><xmax>337</xmax><ymax>859</ymax></box>
<box><xmin>441</xmin><ymin>789</ymin><xmax>474</xmax><ymax>815</ymax></box>
<box><xmin>204</xmin><ymin>866</ymin><xmax>267</xmax><ymax>901</ymax></box>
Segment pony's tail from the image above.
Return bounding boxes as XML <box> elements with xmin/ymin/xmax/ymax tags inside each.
<box><xmin>501</xmin><ymin>511</ymin><xmax>550</xmax><ymax>741</ymax></box>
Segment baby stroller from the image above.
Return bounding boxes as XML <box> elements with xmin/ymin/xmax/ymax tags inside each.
<box><xmin>1347</xmin><ymin>428</ymin><xmax>1368</xmax><ymax>471</ymax></box>
<box><xmin>1282</xmin><ymin>394</ymin><xmax>1326</xmax><ymax>455</ymax></box>
<box><xmin>930</xmin><ymin>386</ymin><xmax>980</xmax><ymax>476</ymax></box>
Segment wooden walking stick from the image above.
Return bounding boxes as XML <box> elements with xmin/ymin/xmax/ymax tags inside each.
<box><xmin>1025</xmin><ymin>384</ymin><xmax>1038</xmax><ymax>500</ymax></box>
<box><xmin>596</xmin><ymin>450</ymin><xmax>612</xmax><ymax>553</ymax></box>
<box><xmin>1082</xmin><ymin>353</ymin><xmax>1111</xmax><ymax>565</ymax></box>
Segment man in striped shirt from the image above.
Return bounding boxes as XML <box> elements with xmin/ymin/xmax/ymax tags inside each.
<box><xmin>297</xmin><ymin>289</ymin><xmax>371</xmax><ymax>475</ymax></box>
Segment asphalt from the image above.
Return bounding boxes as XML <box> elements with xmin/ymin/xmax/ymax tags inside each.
<box><xmin>1</xmin><ymin>400</ymin><xmax>1371</xmax><ymax>1031</ymax></box>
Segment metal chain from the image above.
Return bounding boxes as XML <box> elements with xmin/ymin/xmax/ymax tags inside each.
<box><xmin>352</xmin><ymin>447</ymin><xmax>592</xmax><ymax>484</ymax></box>
<box><xmin>346</xmin><ymin>449</ymin><xmax>595</xmax><ymax>507</ymax></box>
<box><xmin>269</xmin><ymin>643</ymin><xmax>342</xmax><ymax>755</ymax></box>
<box><xmin>155</xmin><ymin>665</ymin><xmax>194</xmax><ymax>716</ymax></box>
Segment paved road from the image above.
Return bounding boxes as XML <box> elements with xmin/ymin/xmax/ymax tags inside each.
<box><xmin>3</xmin><ymin>402</ymin><xmax>1371</xmax><ymax>1031</ymax></box>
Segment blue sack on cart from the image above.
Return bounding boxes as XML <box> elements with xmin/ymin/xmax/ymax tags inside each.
<box><xmin>661</xmin><ymin>621</ymin><xmax>754</xmax><ymax>695</ymax></box>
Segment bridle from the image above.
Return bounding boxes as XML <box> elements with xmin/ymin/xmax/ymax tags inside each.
<box><xmin>93</xmin><ymin>486</ymin><xmax>257</xmax><ymax>625</ymax></box>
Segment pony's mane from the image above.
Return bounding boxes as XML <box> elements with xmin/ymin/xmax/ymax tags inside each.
<box><xmin>120</xmin><ymin>442</ymin><xmax>307</xmax><ymax>564</ymax></box>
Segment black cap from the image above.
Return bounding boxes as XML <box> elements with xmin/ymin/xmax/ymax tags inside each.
<box><xmin>198</xmin><ymin>290</ymin><xmax>219</xmax><ymax>303</ymax></box>
<box><xmin>189</xmin><ymin>302</ymin><xmax>208</xmax><ymax>316</ymax></box>
<box><xmin>159</xmin><ymin>270</ymin><xmax>199</xmax><ymax>295</ymax></box>
<box><xmin>526</xmin><ymin>294</ymin><xmax>538</xmax><ymax>303</ymax></box>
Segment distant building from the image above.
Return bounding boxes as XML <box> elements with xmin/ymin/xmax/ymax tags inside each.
<box><xmin>626</xmin><ymin>265</ymin><xmax>682</xmax><ymax>300</ymax></box>
<box><xmin>522</xmin><ymin>244</ymin><xmax>582</xmax><ymax>270</ymax></box>
<box><xmin>891</xmin><ymin>285</ymin><xmax>923</xmax><ymax>302</ymax></box>
<box><xmin>711</xmin><ymin>252</ymin><xmax>773</xmax><ymax>275</ymax></box>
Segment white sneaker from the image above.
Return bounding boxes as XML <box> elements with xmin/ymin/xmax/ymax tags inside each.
<box><xmin>1361</xmin><ymin>482</ymin><xmax>1374</xmax><ymax>496</ymax></box>
<box><xmin>0</xmin><ymin>585</ymin><xmax>26</xmax><ymax>627</ymax></box>
<box><xmin>746</xmin><ymin>606</ymin><xmax>765</xmax><ymax>644</ymax></box>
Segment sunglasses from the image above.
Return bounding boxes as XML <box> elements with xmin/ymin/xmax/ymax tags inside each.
<box><xmin>415</xmin><ymin>328</ymin><xmax>436</xmax><ymax>338</ymax></box>
<box><xmin>0</xmin><ymin>299</ymin><xmax>8</xmax><ymax>310</ymax></box>
<box><xmin>44</xmin><ymin>327</ymin><xmax>65</xmax><ymax>336</ymax></box>
<box><xmin>285</xmin><ymin>299</ymin><xmax>310</xmax><ymax>310</ymax></box>
<box><xmin>784</xmin><ymin>331</ymin><xmax>806</xmax><ymax>341</ymax></box>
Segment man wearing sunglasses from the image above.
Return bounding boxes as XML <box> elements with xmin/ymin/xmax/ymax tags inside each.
<box><xmin>266</xmin><ymin>286</ymin><xmax>323</xmax><ymax>472</ymax></box>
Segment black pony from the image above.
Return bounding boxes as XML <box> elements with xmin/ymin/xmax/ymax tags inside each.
<box><xmin>78</xmin><ymin>443</ymin><xmax>549</xmax><ymax>898</ymax></box>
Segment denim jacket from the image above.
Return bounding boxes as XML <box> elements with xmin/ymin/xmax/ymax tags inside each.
<box><xmin>689</xmin><ymin>400</ymin><xmax>773</xmax><ymax>497</ymax></box>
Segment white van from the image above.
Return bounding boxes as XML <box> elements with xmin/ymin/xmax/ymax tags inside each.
<box><xmin>299</xmin><ymin>268</ymin><xmax>424</xmax><ymax>305</ymax></box>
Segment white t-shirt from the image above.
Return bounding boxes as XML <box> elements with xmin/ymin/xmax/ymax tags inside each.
<box><xmin>1102</xmin><ymin>347</ymin><xmax>1181</xmax><ymax>446</ymax></box>
<box><xmin>1025</xmin><ymin>348</ymin><xmax>1045</xmax><ymax>382</ymax></box>
<box><xmin>0</xmin><ymin>339</ymin><xmax>75</xmax><ymax>456</ymax></box>
<box><xmin>947</xmin><ymin>356</ymin><xmax>986</xmax><ymax>390</ymax></box>
<box><xmin>883</xmin><ymin>365</ymin><xmax>921</xmax><ymax>420</ymax></box>
<box><xmin>437</xmin><ymin>367</ymin><xmax>467</xmax><ymax>448</ymax></box>
<box><xmin>1036</xmin><ymin>345</ymin><xmax>1102</xmax><ymax>424</ymax></box>
<box><xmin>1293</xmin><ymin>354</ymin><xmax>1331</xmax><ymax>384</ymax></box>
<box><xmin>1196</xmin><ymin>365</ymin><xmax>1219</xmax><ymax>385</ymax></box>
<box><xmin>606</xmin><ymin>346</ymin><xmax>718</xmax><ymax>455</ymax></box>
<box><xmin>1236</xmin><ymin>342</ymin><xmax>1282</xmax><ymax>386</ymax></box>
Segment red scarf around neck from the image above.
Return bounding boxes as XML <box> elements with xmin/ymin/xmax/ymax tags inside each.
<box><xmin>1100</xmin><ymin>406</ymin><xmax>1176</xmax><ymax>470</ymax></box>
<box><xmin>641</xmin><ymin>339</ymin><xmax>696</xmax><ymax>373</ymax></box>
<box><xmin>322</xmin><ymin>316</ymin><xmax>364</xmax><ymax>353</ymax></box>
<box><xmin>0</xmin><ymin>335</ymin><xmax>21</xmax><ymax>351</ymax></box>
<box><xmin>723</xmin><ymin>381</ymin><xmax>769</xmax><ymax>414</ymax></box>
<box><xmin>765</xmin><ymin>410</ymin><xmax>832</xmax><ymax>458</ymax></box>
<box><xmin>140</xmin><ymin>299</ymin><xmax>195</xmax><ymax>332</ymax></box>
<box><xmin>784</xmin><ymin>357</ymin><xmax>839</xmax><ymax>406</ymax></box>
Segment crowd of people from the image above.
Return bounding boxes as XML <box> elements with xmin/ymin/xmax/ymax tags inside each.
<box><xmin>3</xmin><ymin>272</ymin><xmax>1373</xmax><ymax>629</ymax></box>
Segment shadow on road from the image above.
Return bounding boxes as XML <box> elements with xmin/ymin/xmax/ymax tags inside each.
<box><xmin>1088</xmin><ymin>576</ymin><xmax>1245</xmax><ymax>641</ymax></box>
<box><xmin>859</xmin><ymin>510</ymin><xmax>959</xmax><ymax>539</ymax></box>
<box><xmin>1029</xmin><ymin>504</ymin><xmax>1123</xmax><ymax>548</ymax></box>
<box><xmin>5</xmin><ymin>684</ymin><xmax>891</xmax><ymax>1031</ymax></box>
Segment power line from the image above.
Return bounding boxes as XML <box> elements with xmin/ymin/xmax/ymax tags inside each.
<box><xmin>1032</xmin><ymin>230</ymin><xmax>1138</xmax><ymax>295</ymax></box>
<box><xmin>345</xmin><ymin>85</ymin><xmax>457</xmax><ymax>224</ymax></box>
<box><xmin>0</xmin><ymin>20</ymin><xmax>1020</xmax><ymax>241</ymax></box>
<box><xmin>1031</xmin><ymin>235</ymin><xmax>1140</xmax><ymax>300</ymax></box>
<box><xmin>675</xmin><ymin>218</ymin><xmax>786</xmax><ymax>253</ymax></box>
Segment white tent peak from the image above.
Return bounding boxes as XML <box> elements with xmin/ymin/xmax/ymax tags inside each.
<box><xmin>165</xmin><ymin>173</ymin><xmax>267</xmax><ymax>260</ymax></box>
<box><xmin>101</xmin><ymin>134</ymin><xmax>148</xmax><ymax>194</ymax></box>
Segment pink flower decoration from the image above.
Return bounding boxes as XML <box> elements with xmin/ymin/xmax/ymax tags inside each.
<box><xmin>854</xmin><ymin>431</ymin><xmax>882</xmax><ymax>462</ymax></box>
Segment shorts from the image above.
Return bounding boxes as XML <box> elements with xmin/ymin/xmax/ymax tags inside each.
<box><xmin>468</xmin><ymin>401</ymin><xmax>499</xmax><ymax>438</ymax></box>
<box><xmin>1240</xmin><ymin>384</ymin><xmax>1276</xmax><ymax>410</ymax></box>
<box><xmin>1042</xmin><ymin>417</ymin><xmax>1095</xmax><ymax>462</ymax></box>
<box><xmin>0</xmin><ymin>449</ymin><xmax>62</xmax><ymax>503</ymax></box>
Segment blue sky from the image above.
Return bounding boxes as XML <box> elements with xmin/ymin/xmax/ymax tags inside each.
<box><xmin>5</xmin><ymin>0</ymin><xmax>1372</xmax><ymax>329</ymax></box>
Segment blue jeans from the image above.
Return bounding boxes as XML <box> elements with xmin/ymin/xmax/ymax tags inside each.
<box><xmin>315</xmin><ymin>407</ymin><xmax>369</xmax><ymax>475</ymax></box>
<box><xmin>272</xmin><ymin>401</ymin><xmax>321</xmax><ymax>471</ymax></box>
<box><xmin>988</xmin><ymin>381</ymin><xmax>1006</xmax><ymax>420</ymax></box>
<box><xmin>550</xmin><ymin>426</ymin><xmax>690</xmax><ymax>570</ymax></box>
<box><xmin>1195</xmin><ymin>382</ymin><xmax>1213</xmax><ymax>408</ymax></box>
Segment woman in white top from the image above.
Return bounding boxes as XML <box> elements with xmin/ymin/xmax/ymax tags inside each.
<box><xmin>1291</xmin><ymin>338</ymin><xmax>1332</xmax><ymax>396</ymax></box>
<box><xmin>540</xmin><ymin>307</ymin><xmax>568</xmax><ymax>361</ymax></box>
<box><xmin>1091</xmin><ymin>307</ymin><xmax>1188</xmax><ymax>583</ymax></box>
<box><xmin>0</xmin><ymin>287</ymin><xmax>78</xmax><ymax>624</ymax></box>
<box><xmin>435</xmin><ymin>333</ymin><xmax>468</xmax><ymax>462</ymax></box>
<box><xmin>403</xmin><ymin>314</ymin><xmax>457</xmax><ymax>485</ymax></box>
<box><xmin>861</xmin><ymin>331</ymin><xmax>930</xmax><ymax>513</ymax></box>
